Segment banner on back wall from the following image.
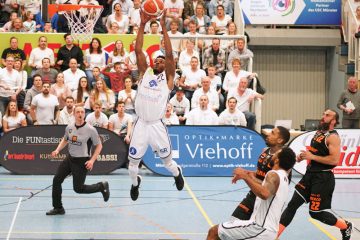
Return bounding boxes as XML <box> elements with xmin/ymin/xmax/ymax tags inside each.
<box><xmin>290</xmin><ymin>129</ymin><xmax>360</xmax><ymax>178</ymax></box>
<box><xmin>241</xmin><ymin>0</ymin><xmax>341</xmax><ymax>25</ymax></box>
<box><xmin>0</xmin><ymin>125</ymin><xmax>128</xmax><ymax>175</ymax></box>
<box><xmin>143</xmin><ymin>126</ymin><xmax>266</xmax><ymax>177</ymax></box>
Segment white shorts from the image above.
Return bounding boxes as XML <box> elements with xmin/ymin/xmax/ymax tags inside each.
<box><xmin>218</xmin><ymin>219</ymin><xmax>276</xmax><ymax>240</ymax></box>
<box><xmin>129</xmin><ymin>118</ymin><xmax>172</xmax><ymax>160</ymax></box>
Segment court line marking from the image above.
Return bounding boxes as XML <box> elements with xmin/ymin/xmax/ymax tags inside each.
<box><xmin>6</xmin><ymin>197</ymin><xmax>22</xmax><ymax>240</ymax></box>
<box><xmin>308</xmin><ymin>218</ymin><xmax>337</xmax><ymax>240</ymax></box>
<box><xmin>184</xmin><ymin>180</ymin><xmax>214</xmax><ymax>227</ymax></box>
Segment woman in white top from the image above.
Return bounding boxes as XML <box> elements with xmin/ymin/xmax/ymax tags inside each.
<box><xmin>50</xmin><ymin>72</ymin><xmax>72</xmax><ymax>110</ymax></box>
<box><xmin>108</xmin><ymin>40</ymin><xmax>129</xmax><ymax>71</ymax></box>
<box><xmin>72</xmin><ymin>76</ymin><xmax>91</xmax><ymax>113</ymax></box>
<box><xmin>2</xmin><ymin>100</ymin><xmax>27</xmax><ymax>133</ymax></box>
<box><xmin>13</xmin><ymin>59</ymin><xmax>27</xmax><ymax>110</ymax></box>
<box><xmin>106</xmin><ymin>3</ymin><xmax>129</xmax><ymax>34</ymax></box>
<box><xmin>178</xmin><ymin>39</ymin><xmax>200</xmax><ymax>72</ymax></box>
<box><xmin>211</xmin><ymin>5</ymin><xmax>232</xmax><ymax>35</ymax></box>
<box><xmin>84</xmin><ymin>37</ymin><xmax>106</xmax><ymax>85</ymax></box>
<box><xmin>223</xmin><ymin>58</ymin><xmax>256</xmax><ymax>94</ymax></box>
<box><xmin>188</xmin><ymin>4</ymin><xmax>211</xmax><ymax>34</ymax></box>
<box><xmin>117</xmin><ymin>77</ymin><xmax>136</xmax><ymax>118</ymax></box>
<box><xmin>90</xmin><ymin>78</ymin><xmax>115</xmax><ymax>117</ymax></box>
<box><xmin>221</xmin><ymin>22</ymin><xmax>237</xmax><ymax>52</ymax></box>
<box><xmin>204</xmin><ymin>25</ymin><xmax>216</xmax><ymax>49</ymax></box>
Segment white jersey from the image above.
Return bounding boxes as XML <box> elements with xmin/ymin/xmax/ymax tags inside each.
<box><xmin>135</xmin><ymin>68</ymin><xmax>170</xmax><ymax>122</ymax></box>
<box><xmin>252</xmin><ymin>169</ymin><xmax>289</xmax><ymax>233</ymax></box>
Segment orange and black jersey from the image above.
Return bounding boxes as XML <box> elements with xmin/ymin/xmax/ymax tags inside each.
<box><xmin>256</xmin><ymin>148</ymin><xmax>274</xmax><ymax>181</ymax></box>
<box><xmin>308</xmin><ymin>129</ymin><xmax>338</xmax><ymax>172</ymax></box>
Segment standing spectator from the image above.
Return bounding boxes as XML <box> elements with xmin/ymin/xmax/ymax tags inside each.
<box><xmin>57</xmin><ymin>96</ymin><xmax>75</xmax><ymax>125</ymax></box>
<box><xmin>72</xmin><ymin>76</ymin><xmax>91</xmax><ymax>113</ymax></box>
<box><xmin>128</xmin><ymin>0</ymin><xmax>141</xmax><ymax>29</ymax></box>
<box><xmin>35</xmin><ymin>57</ymin><xmax>58</xmax><ymax>84</ymax></box>
<box><xmin>337</xmin><ymin>76</ymin><xmax>360</xmax><ymax>128</ymax></box>
<box><xmin>30</xmin><ymin>82</ymin><xmax>59</xmax><ymax>125</ymax></box>
<box><xmin>50</xmin><ymin>72</ymin><xmax>72</xmax><ymax>110</ymax></box>
<box><xmin>178</xmin><ymin>40</ymin><xmax>200</xmax><ymax>72</ymax></box>
<box><xmin>84</xmin><ymin>38</ymin><xmax>106</xmax><ymax>85</ymax></box>
<box><xmin>117</xmin><ymin>77</ymin><xmax>136</xmax><ymax>117</ymax></box>
<box><xmin>90</xmin><ymin>79</ymin><xmax>115</xmax><ymax>116</ymax></box>
<box><xmin>23</xmin><ymin>74</ymin><xmax>42</xmax><ymax>123</ymax></box>
<box><xmin>188</xmin><ymin>3</ymin><xmax>210</xmax><ymax>34</ymax></box>
<box><xmin>223</xmin><ymin>58</ymin><xmax>256</xmax><ymax>94</ymax></box>
<box><xmin>191</xmin><ymin>76</ymin><xmax>219</xmax><ymax>111</ymax></box>
<box><xmin>107</xmin><ymin>40</ymin><xmax>129</xmax><ymax>69</ymax></box>
<box><xmin>163</xmin><ymin>103</ymin><xmax>179</xmax><ymax>125</ymax></box>
<box><xmin>2</xmin><ymin>100</ymin><xmax>26</xmax><ymax>133</ymax></box>
<box><xmin>207</xmin><ymin>64</ymin><xmax>223</xmax><ymax>109</ymax></box>
<box><xmin>183</xmin><ymin>0</ymin><xmax>205</xmax><ymax>28</ymax></box>
<box><xmin>218</xmin><ymin>97</ymin><xmax>247</xmax><ymax>126</ymax></box>
<box><xmin>186</xmin><ymin>95</ymin><xmax>219</xmax><ymax>125</ymax></box>
<box><xmin>106</xmin><ymin>3</ymin><xmax>129</xmax><ymax>34</ymax></box>
<box><xmin>202</xmin><ymin>38</ymin><xmax>226</xmax><ymax>75</ymax></box>
<box><xmin>85</xmin><ymin>100</ymin><xmax>109</xmax><ymax>128</ymax></box>
<box><xmin>164</xmin><ymin>0</ymin><xmax>184</xmax><ymax>32</ymax></box>
<box><xmin>227</xmin><ymin>38</ymin><xmax>254</xmax><ymax>71</ymax></box>
<box><xmin>111</xmin><ymin>0</ymin><xmax>133</xmax><ymax>15</ymax></box>
<box><xmin>57</xmin><ymin>33</ymin><xmax>84</xmax><ymax>72</ymax></box>
<box><xmin>1</xmin><ymin>37</ymin><xmax>26</xmax><ymax>68</ymax></box>
<box><xmin>178</xmin><ymin>56</ymin><xmax>205</xmax><ymax>100</ymax></box>
<box><xmin>63</xmin><ymin>58</ymin><xmax>86</xmax><ymax>92</ymax></box>
<box><xmin>227</xmin><ymin>78</ymin><xmax>264</xmax><ymax>130</ymax></box>
<box><xmin>167</xmin><ymin>20</ymin><xmax>183</xmax><ymax>55</ymax></box>
<box><xmin>101</xmin><ymin>61</ymin><xmax>131</xmax><ymax>99</ymax></box>
<box><xmin>108</xmin><ymin>101</ymin><xmax>132</xmax><ymax>141</ymax></box>
<box><xmin>28</xmin><ymin>36</ymin><xmax>55</xmax><ymax>76</ymax></box>
<box><xmin>211</xmin><ymin>5</ymin><xmax>232</xmax><ymax>35</ymax></box>
<box><xmin>169</xmin><ymin>87</ymin><xmax>190</xmax><ymax>124</ymax></box>
<box><xmin>208</xmin><ymin>0</ymin><xmax>233</xmax><ymax>18</ymax></box>
<box><xmin>13</xmin><ymin>58</ymin><xmax>26</xmax><ymax>109</ymax></box>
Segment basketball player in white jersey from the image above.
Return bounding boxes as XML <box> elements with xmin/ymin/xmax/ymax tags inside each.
<box><xmin>207</xmin><ymin>147</ymin><xmax>296</xmax><ymax>240</ymax></box>
<box><xmin>127</xmin><ymin>9</ymin><xmax>184</xmax><ymax>201</ymax></box>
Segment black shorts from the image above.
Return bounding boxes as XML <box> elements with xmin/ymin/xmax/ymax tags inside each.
<box><xmin>232</xmin><ymin>191</ymin><xmax>256</xmax><ymax>220</ymax></box>
<box><xmin>295</xmin><ymin>171</ymin><xmax>335</xmax><ymax>211</ymax></box>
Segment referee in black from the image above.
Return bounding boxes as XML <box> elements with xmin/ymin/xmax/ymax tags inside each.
<box><xmin>46</xmin><ymin>106</ymin><xmax>110</xmax><ymax>215</ymax></box>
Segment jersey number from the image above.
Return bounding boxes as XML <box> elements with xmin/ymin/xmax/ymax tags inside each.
<box><xmin>310</xmin><ymin>201</ymin><xmax>320</xmax><ymax>211</ymax></box>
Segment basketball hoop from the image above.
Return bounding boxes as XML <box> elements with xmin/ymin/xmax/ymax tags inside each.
<box><xmin>48</xmin><ymin>4</ymin><xmax>103</xmax><ymax>42</ymax></box>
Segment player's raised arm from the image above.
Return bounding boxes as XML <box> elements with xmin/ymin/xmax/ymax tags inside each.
<box><xmin>160</xmin><ymin>10</ymin><xmax>175</xmax><ymax>90</ymax></box>
<box><xmin>136</xmin><ymin>10</ymin><xmax>152</xmax><ymax>77</ymax></box>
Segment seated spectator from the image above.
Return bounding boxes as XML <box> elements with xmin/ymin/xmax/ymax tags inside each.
<box><xmin>223</xmin><ymin>58</ymin><xmax>257</xmax><ymax>94</ymax></box>
<box><xmin>128</xmin><ymin>0</ymin><xmax>141</xmax><ymax>29</ymax></box>
<box><xmin>117</xmin><ymin>77</ymin><xmax>136</xmax><ymax>117</ymax></box>
<box><xmin>23</xmin><ymin>11</ymin><xmax>39</xmax><ymax>32</ymax></box>
<box><xmin>202</xmin><ymin>38</ymin><xmax>225</xmax><ymax>76</ymax></box>
<box><xmin>0</xmin><ymin>11</ymin><xmax>18</xmax><ymax>32</ymax></box>
<box><xmin>72</xmin><ymin>76</ymin><xmax>91</xmax><ymax>113</ymax></box>
<box><xmin>191</xmin><ymin>76</ymin><xmax>219</xmax><ymax>111</ymax></box>
<box><xmin>125</xmin><ymin>40</ymin><xmax>150</xmax><ymax>84</ymax></box>
<box><xmin>164</xmin><ymin>0</ymin><xmax>184</xmax><ymax>32</ymax></box>
<box><xmin>34</xmin><ymin>57</ymin><xmax>58</xmax><ymax>84</ymax></box>
<box><xmin>23</xmin><ymin>74</ymin><xmax>42</xmax><ymax>123</ymax></box>
<box><xmin>2</xmin><ymin>100</ymin><xmax>27</xmax><ymax>133</ymax></box>
<box><xmin>106</xmin><ymin>3</ymin><xmax>129</xmax><ymax>34</ymax></box>
<box><xmin>108</xmin><ymin>22</ymin><xmax>121</xmax><ymax>34</ymax></box>
<box><xmin>108</xmin><ymin>101</ymin><xmax>132</xmax><ymax>141</ymax></box>
<box><xmin>84</xmin><ymin>38</ymin><xmax>106</xmax><ymax>85</ymax></box>
<box><xmin>90</xmin><ymin>79</ymin><xmax>115</xmax><ymax>116</ymax></box>
<box><xmin>207</xmin><ymin>64</ymin><xmax>224</xmax><ymax>110</ymax></box>
<box><xmin>169</xmin><ymin>87</ymin><xmax>190</xmax><ymax>124</ymax></box>
<box><xmin>203</xmin><ymin>25</ymin><xmax>216</xmax><ymax>49</ymax></box>
<box><xmin>57</xmin><ymin>96</ymin><xmax>75</xmax><ymax>125</ymax></box>
<box><xmin>183</xmin><ymin>0</ymin><xmax>205</xmax><ymax>27</ymax></box>
<box><xmin>78</xmin><ymin>0</ymin><xmax>99</xmax><ymax>18</ymax></box>
<box><xmin>101</xmin><ymin>61</ymin><xmax>131</xmax><ymax>98</ymax></box>
<box><xmin>163</xmin><ymin>103</ymin><xmax>179</xmax><ymax>125</ymax></box>
<box><xmin>178</xmin><ymin>40</ymin><xmax>200</xmax><ymax>72</ymax></box>
<box><xmin>92</xmin><ymin>66</ymin><xmax>107</xmax><ymax>87</ymax></box>
<box><xmin>208</xmin><ymin>0</ymin><xmax>233</xmax><ymax>18</ymax></box>
<box><xmin>57</xmin><ymin>33</ymin><xmax>84</xmax><ymax>72</ymax></box>
<box><xmin>28</xmin><ymin>36</ymin><xmax>55</xmax><ymax>76</ymax></box>
<box><xmin>63</xmin><ymin>58</ymin><xmax>86</xmax><ymax>92</ymax></box>
<box><xmin>50</xmin><ymin>72</ymin><xmax>72</xmax><ymax>110</ymax></box>
<box><xmin>211</xmin><ymin>5</ymin><xmax>232</xmax><ymax>35</ymax></box>
<box><xmin>183</xmin><ymin>20</ymin><xmax>203</xmax><ymax>51</ymax></box>
<box><xmin>107</xmin><ymin>40</ymin><xmax>129</xmax><ymax>70</ymax></box>
<box><xmin>144</xmin><ymin>18</ymin><xmax>162</xmax><ymax>34</ymax></box>
<box><xmin>167</xmin><ymin>20</ymin><xmax>183</xmax><ymax>55</ymax></box>
<box><xmin>185</xmin><ymin>95</ymin><xmax>219</xmax><ymax>125</ymax></box>
<box><xmin>131</xmin><ymin>24</ymin><xmax>139</xmax><ymax>35</ymax></box>
<box><xmin>152</xmin><ymin>38</ymin><xmax>179</xmax><ymax>64</ymax></box>
<box><xmin>111</xmin><ymin>0</ymin><xmax>133</xmax><ymax>15</ymax></box>
<box><xmin>1</xmin><ymin>36</ymin><xmax>26</xmax><ymax>68</ymax></box>
<box><xmin>30</xmin><ymin>82</ymin><xmax>59</xmax><ymax>125</ymax></box>
<box><xmin>218</xmin><ymin>97</ymin><xmax>247</xmax><ymax>126</ymax></box>
<box><xmin>178</xmin><ymin>56</ymin><xmax>205</xmax><ymax>100</ymax></box>
<box><xmin>9</xmin><ymin>18</ymin><xmax>26</xmax><ymax>32</ymax></box>
<box><xmin>188</xmin><ymin>3</ymin><xmax>210</xmax><ymax>34</ymax></box>
<box><xmin>227</xmin><ymin>38</ymin><xmax>254</xmax><ymax>71</ymax></box>
<box><xmin>85</xmin><ymin>100</ymin><xmax>109</xmax><ymax>128</ymax></box>
<box><xmin>20</xmin><ymin>0</ymin><xmax>43</xmax><ymax>30</ymax></box>
<box><xmin>42</xmin><ymin>21</ymin><xmax>56</xmax><ymax>33</ymax></box>
<box><xmin>221</xmin><ymin>21</ymin><xmax>237</xmax><ymax>51</ymax></box>
<box><xmin>227</xmin><ymin>78</ymin><xmax>264</xmax><ymax>129</ymax></box>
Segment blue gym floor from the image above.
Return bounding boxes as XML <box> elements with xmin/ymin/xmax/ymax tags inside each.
<box><xmin>0</xmin><ymin>167</ymin><xmax>359</xmax><ymax>240</ymax></box>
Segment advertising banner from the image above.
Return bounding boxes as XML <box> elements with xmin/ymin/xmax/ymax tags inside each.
<box><xmin>143</xmin><ymin>126</ymin><xmax>266</xmax><ymax>176</ymax></box>
<box><xmin>0</xmin><ymin>125</ymin><xmax>128</xmax><ymax>174</ymax></box>
<box><xmin>290</xmin><ymin>129</ymin><xmax>360</xmax><ymax>178</ymax></box>
<box><xmin>241</xmin><ymin>0</ymin><xmax>341</xmax><ymax>25</ymax></box>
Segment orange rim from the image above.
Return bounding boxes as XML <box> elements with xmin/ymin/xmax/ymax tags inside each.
<box><xmin>48</xmin><ymin>4</ymin><xmax>103</xmax><ymax>18</ymax></box>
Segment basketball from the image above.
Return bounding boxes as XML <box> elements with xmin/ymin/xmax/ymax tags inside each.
<box><xmin>142</xmin><ymin>0</ymin><xmax>164</xmax><ymax>17</ymax></box>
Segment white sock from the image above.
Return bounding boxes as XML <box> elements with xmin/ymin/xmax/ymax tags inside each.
<box><xmin>161</xmin><ymin>155</ymin><xmax>180</xmax><ymax>177</ymax></box>
<box><xmin>128</xmin><ymin>159</ymin><xmax>140</xmax><ymax>186</ymax></box>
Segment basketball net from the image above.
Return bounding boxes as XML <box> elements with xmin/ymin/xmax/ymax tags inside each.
<box><xmin>62</xmin><ymin>5</ymin><xmax>103</xmax><ymax>42</ymax></box>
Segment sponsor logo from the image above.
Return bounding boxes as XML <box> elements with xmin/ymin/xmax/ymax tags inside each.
<box><xmin>149</xmin><ymin>79</ymin><xmax>158</xmax><ymax>87</ymax></box>
<box><xmin>6</xmin><ymin>151</ymin><xmax>35</xmax><ymax>161</ymax></box>
<box><xmin>12</xmin><ymin>136</ymin><xmax>62</xmax><ymax>144</ymax></box>
<box><xmin>129</xmin><ymin>147</ymin><xmax>137</xmax><ymax>155</ymax></box>
<box><xmin>99</xmin><ymin>134</ymin><xmax>110</xmax><ymax>143</ymax></box>
<box><xmin>39</xmin><ymin>153</ymin><xmax>66</xmax><ymax>161</ymax></box>
<box><xmin>97</xmin><ymin>154</ymin><xmax>118</xmax><ymax>161</ymax></box>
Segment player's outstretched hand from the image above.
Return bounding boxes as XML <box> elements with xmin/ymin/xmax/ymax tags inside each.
<box><xmin>160</xmin><ymin>9</ymin><xmax>167</xmax><ymax>27</ymax></box>
<box><xmin>85</xmin><ymin>160</ymin><xmax>95</xmax><ymax>171</ymax></box>
<box><xmin>140</xmin><ymin>9</ymin><xmax>153</xmax><ymax>25</ymax></box>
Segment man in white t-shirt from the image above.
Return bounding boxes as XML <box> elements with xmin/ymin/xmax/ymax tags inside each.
<box><xmin>191</xmin><ymin>76</ymin><xmax>219</xmax><ymax>111</ymax></box>
<box><xmin>58</xmin><ymin>96</ymin><xmax>75</xmax><ymax>125</ymax></box>
<box><xmin>28</xmin><ymin>36</ymin><xmax>55</xmax><ymax>76</ymax></box>
<box><xmin>30</xmin><ymin>82</ymin><xmax>59</xmax><ymax>125</ymax></box>
<box><xmin>167</xmin><ymin>20</ymin><xmax>183</xmax><ymax>55</ymax></box>
<box><xmin>219</xmin><ymin>97</ymin><xmax>247</xmax><ymax>126</ymax></box>
<box><xmin>169</xmin><ymin>87</ymin><xmax>190</xmax><ymax>124</ymax></box>
<box><xmin>85</xmin><ymin>101</ymin><xmax>109</xmax><ymax>128</ymax></box>
<box><xmin>186</xmin><ymin>95</ymin><xmax>219</xmax><ymax>125</ymax></box>
<box><xmin>63</xmin><ymin>58</ymin><xmax>87</xmax><ymax>92</ymax></box>
<box><xmin>164</xmin><ymin>0</ymin><xmax>184</xmax><ymax>32</ymax></box>
<box><xmin>108</xmin><ymin>101</ymin><xmax>133</xmax><ymax>142</ymax></box>
<box><xmin>179</xmin><ymin>56</ymin><xmax>206</xmax><ymax>100</ymax></box>
<box><xmin>227</xmin><ymin>78</ymin><xmax>264</xmax><ymax>130</ymax></box>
